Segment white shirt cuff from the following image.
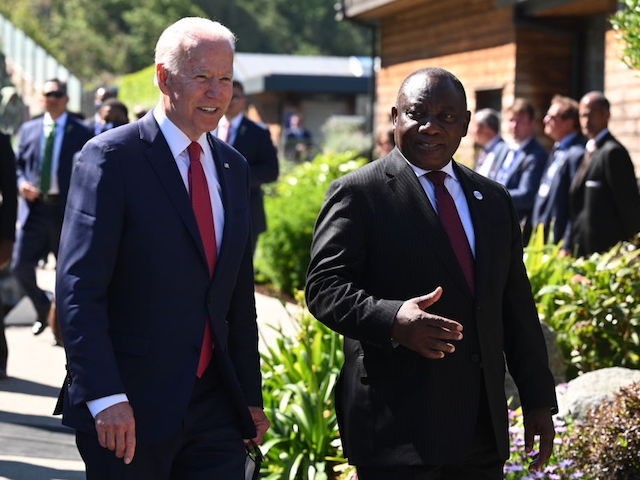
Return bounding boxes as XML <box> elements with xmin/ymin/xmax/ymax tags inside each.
<box><xmin>87</xmin><ymin>394</ymin><xmax>129</xmax><ymax>417</ymax></box>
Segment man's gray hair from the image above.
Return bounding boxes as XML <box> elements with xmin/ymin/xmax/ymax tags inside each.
<box><xmin>154</xmin><ymin>17</ymin><xmax>236</xmax><ymax>79</ymax></box>
<box><xmin>475</xmin><ymin>108</ymin><xmax>500</xmax><ymax>134</ymax></box>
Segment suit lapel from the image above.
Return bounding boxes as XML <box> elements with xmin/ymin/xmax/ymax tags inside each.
<box><xmin>454</xmin><ymin>164</ymin><xmax>491</xmax><ymax>301</ymax></box>
<box><xmin>384</xmin><ymin>153</ymin><xmax>472</xmax><ymax>297</ymax></box>
<box><xmin>207</xmin><ymin>133</ymin><xmax>239</xmax><ymax>274</ymax></box>
<box><xmin>140</xmin><ymin>116</ymin><xmax>207</xmax><ymax>267</ymax></box>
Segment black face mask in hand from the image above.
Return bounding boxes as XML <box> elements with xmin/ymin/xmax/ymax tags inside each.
<box><xmin>245</xmin><ymin>443</ymin><xmax>263</xmax><ymax>480</ymax></box>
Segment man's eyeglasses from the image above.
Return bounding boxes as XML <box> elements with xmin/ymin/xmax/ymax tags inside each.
<box><xmin>44</xmin><ymin>91</ymin><xmax>65</xmax><ymax>99</ymax></box>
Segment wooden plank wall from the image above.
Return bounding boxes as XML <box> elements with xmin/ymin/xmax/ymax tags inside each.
<box><xmin>376</xmin><ymin>0</ymin><xmax>517</xmax><ymax>165</ymax></box>
<box><xmin>605</xmin><ymin>29</ymin><xmax>640</xmax><ymax>174</ymax></box>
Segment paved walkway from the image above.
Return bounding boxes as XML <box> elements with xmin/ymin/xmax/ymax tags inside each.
<box><xmin>0</xmin><ymin>266</ymin><xmax>297</xmax><ymax>480</ymax></box>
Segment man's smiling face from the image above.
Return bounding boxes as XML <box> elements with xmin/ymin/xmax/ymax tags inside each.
<box><xmin>392</xmin><ymin>71</ymin><xmax>470</xmax><ymax>171</ymax></box>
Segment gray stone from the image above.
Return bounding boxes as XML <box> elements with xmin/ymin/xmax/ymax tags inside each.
<box><xmin>556</xmin><ymin>367</ymin><xmax>640</xmax><ymax>421</ymax></box>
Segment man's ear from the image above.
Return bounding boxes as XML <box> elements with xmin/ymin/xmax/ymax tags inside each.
<box><xmin>391</xmin><ymin>106</ymin><xmax>398</xmax><ymax>126</ymax></box>
<box><xmin>462</xmin><ymin>110</ymin><xmax>471</xmax><ymax>136</ymax></box>
<box><xmin>156</xmin><ymin>64</ymin><xmax>170</xmax><ymax>94</ymax></box>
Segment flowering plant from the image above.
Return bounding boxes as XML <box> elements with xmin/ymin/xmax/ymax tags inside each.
<box><xmin>504</xmin><ymin>406</ymin><xmax>587</xmax><ymax>479</ymax></box>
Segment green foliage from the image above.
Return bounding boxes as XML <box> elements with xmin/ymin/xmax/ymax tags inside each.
<box><xmin>565</xmin><ymin>381</ymin><xmax>640</xmax><ymax>478</ymax></box>
<box><xmin>611</xmin><ymin>0</ymin><xmax>640</xmax><ymax>70</ymax></box>
<box><xmin>0</xmin><ymin>0</ymin><xmax>371</xmax><ymax>82</ymax></box>
<box><xmin>1</xmin><ymin>0</ymin><xmax>203</xmax><ymax>80</ymax></box>
<box><xmin>118</xmin><ymin>65</ymin><xmax>157</xmax><ymax>114</ymax></box>
<box><xmin>254</xmin><ymin>152</ymin><xmax>367</xmax><ymax>296</ymax></box>
<box><xmin>524</xmin><ymin>230</ymin><xmax>640</xmax><ymax>379</ymax></box>
<box><xmin>260</xmin><ymin>292</ymin><xmax>347</xmax><ymax>480</ymax></box>
<box><xmin>195</xmin><ymin>0</ymin><xmax>371</xmax><ymax>57</ymax></box>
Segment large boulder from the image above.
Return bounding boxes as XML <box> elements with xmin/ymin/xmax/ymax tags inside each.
<box><xmin>556</xmin><ymin>367</ymin><xmax>640</xmax><ymax>421</ymax></box>
<box><xmin>505</xmin><ymin>322</ymin><xmax>566</xmax><ymax>408</ymax></box>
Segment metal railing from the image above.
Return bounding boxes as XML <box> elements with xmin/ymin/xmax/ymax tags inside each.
<box><xmin>0</xmin><ymin>13</ymin><xmax>82</xmax><ymax>116</ymax></box>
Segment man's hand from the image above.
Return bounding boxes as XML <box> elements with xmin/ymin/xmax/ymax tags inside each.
<box><xmin>95</xmin><ymin>401</ymin><xmax>136</xmax><ymax>464</ymax></box>
<box><xmin>246</xmin><ymin>406</ymin><xmax>270</xmax><ymax>445</ymax></box>
<box><xmin>391</xmin><ymin>287</ymin><xmax>463</xmax><ymax>359</ymax></box>
<box><xmin>523</xmin><ymin>407</ymin><xmax>555</xmax><ymax>472</ymax></box>
<box><xmin>0</xmin><ymin>239</ymin><xmax>13</xmax><ymax>269</ymax></box>
<box><xmin>19</xmin><ymin>182</ymin><xmax>40</xmax><ymax>202</ymax></box>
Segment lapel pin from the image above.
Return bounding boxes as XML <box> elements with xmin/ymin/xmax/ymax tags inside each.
<box><xmin>473</xmin><ymin>190</ymin><xmax>483</xmax><ymax>200</ymax></box>
<box><xmin>223</xmin><ymin>162</ymin><xmax>230</xmax><ymax>169</ymax></box>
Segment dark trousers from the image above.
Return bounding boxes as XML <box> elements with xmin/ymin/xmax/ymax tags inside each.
<box><xmin>357</xmin><ymin>390</ymin><xmax>504</xmax><ymax>480</ymax></box>
<box><xmin>11</xmin><ymin>200</ymin><xmax>61</xmax><ymax>321</ymax></box>
<box><xmin>0</xmin><ymin>303</ymin><xmax>6</xmax><ymax>372</ymax></box>
<box><xmin>76</xmin><ymin>366</ymin><xmax>246</xmax><ymax>480</ymax></box>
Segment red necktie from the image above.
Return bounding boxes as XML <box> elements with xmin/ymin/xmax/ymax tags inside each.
<box><xmin>187</xmin><ymin>142</ymin><xmax>216</xmax><ymax>377</ymax></box>
<box><xmin>426</xmin><ymin>171</ymin><xmax>475</xmax><ymax>292</ymax></box>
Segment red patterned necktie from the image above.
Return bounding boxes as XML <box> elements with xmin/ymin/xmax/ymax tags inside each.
<box><xmin>187</xmin><ymin>142</ymin><xmax>217</xmax><ymax>377</ymax></box>
<box><xmin>426</xmin><ymin>171</ymin><xmax>475</xmax><ymax>292</ymax></box>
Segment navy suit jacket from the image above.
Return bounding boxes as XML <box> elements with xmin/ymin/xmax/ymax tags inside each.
<box><xmin>493</xmin><ymin>137</ymin><xmax>547</xmax><ymax>226</ymax></box>
<box><xmin>15</xmin><ymin>114</ymin><xmax>91</xmax><ymax>218</ymax></box>
<box><xmin>230</xmin><ymin>116</ymin><xmax>279</xmax><ymax>238</ymax></box>
<box><xmin>306</xmin><ymin>150</ymin><xmax>557</xmax><ymax>466</ymax></box>
<box><xmin>569</xmin><ymin>132</ymin><xmax>640</xmax><ymax>256</ymax></box>
<box><xmin>531</xmin><ymin>133</ymin><xmax>586</xmax><ymax>245</ymax></box>
<box><xmin>0</xmin><ymin>133</ymin><xmax>17</xmax><ymax>242</ymax></box>
<box><xmin>56</xmin><ymin>112</ymin><xmax>261</xmax><ymax>441</ymax></box>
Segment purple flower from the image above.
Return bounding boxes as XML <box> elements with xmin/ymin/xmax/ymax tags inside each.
<box><xmin>504</xmin><ymin>464</ymin><xmax>525</xmax><ymax>472</ymax></box>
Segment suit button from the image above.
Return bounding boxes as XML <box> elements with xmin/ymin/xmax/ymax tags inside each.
<box><xmin>470</xmin><ymin>353</ymin><xmax>482</xmax><ymax>364</ymax></box>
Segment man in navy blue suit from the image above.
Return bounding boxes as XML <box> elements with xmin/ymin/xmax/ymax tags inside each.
<box><xmin>215</xmin><ymin>80</ymin><xmax>279</xmax><ymax>253</ymax></box>
<box><xmin>531</xmin><ymin>95</ymin><xmax>585</xmax><ymax>245</ymax></box>
<box><xmin>56</xmin><ymin>17</ymin><xmax>269</xmax><ymax>479</ymax></box>
<box><xmin>493</xmin><ymin>98</ymin><xmax>547</xmax><ymax>244</ymax></box>
<box><xmin>12</xmin><ymin>78</ymin><xmax>91</xmax><ymax>336</ymax></box>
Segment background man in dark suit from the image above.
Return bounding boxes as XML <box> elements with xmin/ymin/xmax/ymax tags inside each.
<box><xmin>306</xmin><ymin>67</ymin><xmax>557</xmax><ymax>480</ymax></box>
<box><xmin>568</xmin><ymin>91</ymin><xmax>640</xmax><ymax>256</ymax></box>
<box><xmin>493</xmin><ymin>98</ymin><xmax>547</xmax><ymax>244</ymax></box>
<box><xmin>531</xmin><ymin>95</ymin><xmax>585</xmax><ymax>245</ymax></box>
<box><xmin>215</xmin><ymin>80</ymin><xmax>279</xmax><ymax>253</ymax></box>
<box><xmin>0</xmin><ymin>132</ymin><xmax>17</xmax><ymax>379</ymax></box>
<box><xmin>56</xmin><ymin>17</ymin><xmax>269</xmax><ymax>479</ymax></box>
<box><xmin>472</xmin><ymin>108</ymin><xmax>507</xmax><ymax>178</ymax></box>
<box><xmin>12</xmin><ymin>78</ymin><xmax>91</xmax><ymax>336</ymax></box>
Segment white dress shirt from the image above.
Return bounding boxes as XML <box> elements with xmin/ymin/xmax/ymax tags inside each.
<box><xmin>405</xmin><ymin>158</ymin><xmax>476</xmax><ymax>256</ymax></box>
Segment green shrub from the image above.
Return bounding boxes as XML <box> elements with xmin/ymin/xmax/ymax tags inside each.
<box><xmin>255</xmin><ymin>152</ymin><xmax>367</xmax><ymax>296</ymax></box>
<box><xmin>524</xmin><ymin>231</ymin><xmax>640</xmax><ymax>379</ymax></box>
<box><xmin>565</xmin><ymin>381</ymin><xmax>640</xmax><ymax>479</ymax></box>
<box><xmin>260</xmin><ymin>292</ymin><xmax>347</xmax><ymax>480</ymax></box>
<box><xmin>118</xmin><ymin>65</ymin><xmax>157</xmax><ymax>114</ymax></box>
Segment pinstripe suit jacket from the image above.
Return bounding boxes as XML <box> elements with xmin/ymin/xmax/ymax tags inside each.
<box><xmin>306</xmin><ymin>149</ymin><xmax>556</xmax><ymax>466</ymax></box>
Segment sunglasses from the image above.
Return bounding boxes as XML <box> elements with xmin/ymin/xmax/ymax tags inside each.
<box><xmin>44</xmin><ymin>91</ymin><xmax>65</xmax><ymax>99</ymax></box>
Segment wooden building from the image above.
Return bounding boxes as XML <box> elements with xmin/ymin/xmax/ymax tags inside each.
<box><xmin>341</xmin><ymin>0</ymin><xmax>640</xmax><ymax>172</ymax></box>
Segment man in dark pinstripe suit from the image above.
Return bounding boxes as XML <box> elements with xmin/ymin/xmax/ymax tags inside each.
<box><xmin>306</xmin><ymin>68</ymin><xmax>557</xmax><ymax>479</ymax></box>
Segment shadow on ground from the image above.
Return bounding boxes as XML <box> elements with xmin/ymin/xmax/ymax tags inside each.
<box><xmin>0</xmin><ymin>376</ymin><xmax>60</xmax><ymax>398</ymax></box>
<box><xmin>0</xmin><ymin>460</ymin><xmax>83</xmax><ymax>480</ymax></box>
<box><xmin>0</xmin><ymin>410</ymin><xmax>70</xmax><ymax>433</ymax></box>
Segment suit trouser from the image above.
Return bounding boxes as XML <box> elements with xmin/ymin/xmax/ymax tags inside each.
<box><xmin>0</xmin><ymin>303</ymin><xmax>6</xmax><ymax>372</ymax></box>
<box><xmin>357</xmin><ymin>387</ymin><xmax>504</xmax><ymax>480</ymax></box>
<box><xmin>76</xmin><ymin>365</ymin><xmax>246</xmax><ymax>480</ymax></box>
<box><xmin>12</xmin><ymin>200</ymin><xmax>61</xmax><ymax>321</ymax></box>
